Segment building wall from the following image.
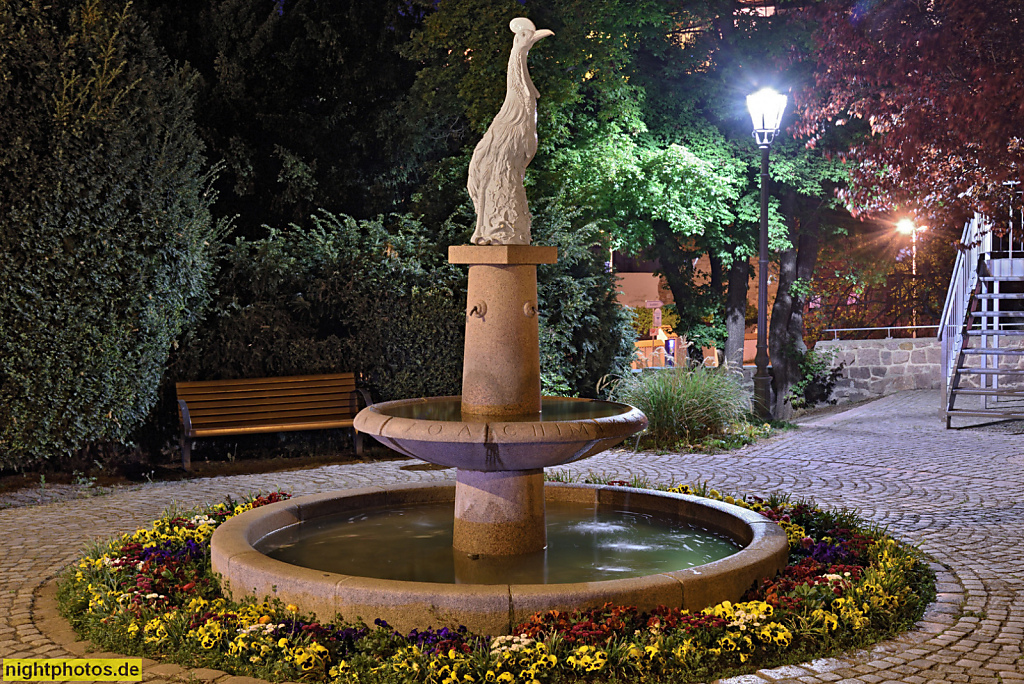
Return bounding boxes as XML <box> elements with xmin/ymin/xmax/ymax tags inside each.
<box><xmin>615</xmin><ymin>272</ymin><xmax>667</xmax><ymax>308</ymax></box>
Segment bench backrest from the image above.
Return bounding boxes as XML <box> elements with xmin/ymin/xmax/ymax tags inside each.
<box><xmin>176</xmin><ymin>372</ymin><xmax>363</xmax><ymax>436</ymax></box>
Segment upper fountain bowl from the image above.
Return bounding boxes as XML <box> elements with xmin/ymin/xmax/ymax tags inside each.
<box><xmin>353</xmin><ymin>396</ymin><xmax>647</xmax><ymax>471</ymax></box>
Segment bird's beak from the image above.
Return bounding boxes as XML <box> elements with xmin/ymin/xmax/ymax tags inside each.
<box><xmin>530</xmin><ymin>29</ymin><xmax>554</xmax><ymax>45</ymax></box>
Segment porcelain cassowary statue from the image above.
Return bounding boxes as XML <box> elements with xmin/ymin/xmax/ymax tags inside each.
<box><xmin>467</xmin><ymin>18</ymin><xmax>553</xmax><ymax>246</ymax></box>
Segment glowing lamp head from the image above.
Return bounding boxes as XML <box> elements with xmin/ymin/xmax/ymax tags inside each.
<box><xmin>746</xmin><ymin>88</ymin><xmax>788</xmax><ymax>148</ymax></box>
<box><xmin>896</xmin><ymin>219</ymin><xmax>916</xmax><ymax>235</ymax></box>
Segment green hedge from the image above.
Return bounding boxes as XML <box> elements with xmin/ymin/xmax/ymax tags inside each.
<box><xmin>169</xmin><ymin>213</ymin><xmax>466</xmax><ymax>402</ymax></box>
<box><xmin>157</xmin><ymin>206</ymin><xmax>635</xmax><ymax>446</ymax></box>
<box><xmin>0</xmin><ymin>0</ymin><xmax>220</xmax><ymax>469</ymax></box>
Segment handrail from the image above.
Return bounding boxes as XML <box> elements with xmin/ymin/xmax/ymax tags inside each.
<box><xmin>821</xmin><ymin>325</ymin><xmax>939</xmax><ymax>340</ymax></box>
<box><xmin>938</xmin><ymin>214</ymin><xmax>988</xmax><ymax>399</ymax></box>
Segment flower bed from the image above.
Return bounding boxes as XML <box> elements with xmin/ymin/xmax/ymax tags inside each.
<box><xmin>58</xmin><ymin>486</ymin><xmax>935</xmax><ymax>683</ymax></box>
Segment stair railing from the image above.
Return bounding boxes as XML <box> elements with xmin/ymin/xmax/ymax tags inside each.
<box><xmin>938</xmin><ymin>213</ymin><xmax>991</xmax><ymax>401</ymax></box>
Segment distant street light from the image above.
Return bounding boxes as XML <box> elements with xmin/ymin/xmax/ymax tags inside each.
<box><xmin>746</xmin><ymin>87</ymin><xmax>787</xmax><ymax>421</ymax></box>
<box><xmin>896</xmin><ymin>218</ymin><xmax>926</xmax><ymax>337</ymax></box>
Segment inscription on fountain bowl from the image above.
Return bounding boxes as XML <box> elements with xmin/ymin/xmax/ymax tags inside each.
<box><xmin>497</xmin><ymin>423</ymin><xmax>594</xmax><ymax>438</ymax></box>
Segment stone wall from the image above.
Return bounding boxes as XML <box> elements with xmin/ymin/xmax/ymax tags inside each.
<box><xmin>813</xmin><ymin>337</ymin><xmax>943</xmax><ymax>404</ymax></box>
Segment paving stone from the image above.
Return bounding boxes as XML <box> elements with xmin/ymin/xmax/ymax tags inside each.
<box><xmin>758</xmin><ymin>665</ymin><xmax>811</xmax><ymax>679</ymax></box>
<box><xmin>899</xmin><ymin>676</ymin><xmax>926</xmax><ymax>684</ymax></box>
<box><xmin>4</xmin><ymin>390</ymin><xmax>1024</xmax><ymax>684</ymax></box>
<box><xmin>856</xmin><ymin>675</ymin><xmax>883</xmax><ymax>684</ymax></box>
<box><xmin>145</xmin><ymin>664</ymin><xmax>186</xmax><ymax>678</ymax></box>
<box><xmin>806</xmin><ymin>659</ymin><xmax>852</xmax><ymax>674</ymax></box>
<box><xmin>220</xmin><ymin>677</ymin><xmax>271</xmax><ymax>684</ymax></box>
<box><xmin>905</xmin><ymin>659</ymin><xmax>935</xmax><ymax>669</ymax></box>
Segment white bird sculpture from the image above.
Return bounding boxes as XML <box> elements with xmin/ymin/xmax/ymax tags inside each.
<box><xmin>467</xmin><ymin>17</ymin><xmax>553</xmax><ymax>246</ymax></box>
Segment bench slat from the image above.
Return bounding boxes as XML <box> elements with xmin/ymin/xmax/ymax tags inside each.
<box><xmin>178</xmin><ymin>379</ymin><xmax>356</xmax><ymax>398</ymax></box>
<box><xmin>189</xmin><ymin>411</ymin><xmax>354</xmax><ymax>430</ymax></box>
<box><xmin>177</xmin><ymin>373</ymin><xmax>355</xmax><ymax>390</ymax></box>
<box><xmin>184</xmin><ymin>392</ymin><xmax>358</xmax><ymax>414</ymax></box>
<box><xmin>190</xmin><ymin>419</ymin><xmax>356</xmax><ymax>438</ymax></box>
<box><xmin>188</xmin><ymin>401</ymin><xmax>359</xmax><ymax>425</ymax></box>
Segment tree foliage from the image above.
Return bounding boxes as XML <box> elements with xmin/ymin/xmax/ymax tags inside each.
<box><xmin>533</xmin><ymin>202</ymin><xmax>637</xmax><ymax>398</ymax></box>
<box><xmin>797</xmin><ymin>0</ymin><xmax>1024</xmax><ymax>232</ymax></box>
<box><xmin>0</xmin><ymin>0</ymin><xmax>220</xmax><ymax>467</ymax></box>
<box><xmin>133</xmin><ymin>0</ymin><xmax>425</xmax><ymax>236</ymax></box>
<box><xmin>402</xmin><ymin>0</ymin><xmax>855</xmax><ymax>411</ymax></box>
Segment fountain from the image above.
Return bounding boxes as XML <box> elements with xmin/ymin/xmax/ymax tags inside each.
<box><xmin>211</xmin><ymin>18</ymin><xmax>788</xmax><ymax>635</ymax></box>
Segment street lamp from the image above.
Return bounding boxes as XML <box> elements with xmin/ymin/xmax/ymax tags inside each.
<box><xmin>746</xmin><ymin>87</ymin><xmax>787</xmax><ymax>421</ymax></box>
<box><xmin>896</xmin><ymin>218</ymin><xmax>926</xmax><ymax>337</ymax></box>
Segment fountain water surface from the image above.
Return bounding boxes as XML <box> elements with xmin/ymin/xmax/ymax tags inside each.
<box><xmin>211</xmin><ymin>18</ymin><xmax>788</xmax><ymax>634</ymax></box>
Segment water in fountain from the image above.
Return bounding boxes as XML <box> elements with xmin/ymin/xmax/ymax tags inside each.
<box><xmin>259</xmin><ymin>500</ymin><xmax>740</xmax><ymax>584</ymax></box>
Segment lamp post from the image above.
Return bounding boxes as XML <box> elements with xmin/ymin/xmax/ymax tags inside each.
<box><xmin>746</xmin><ymin>87</ymin><xmax>787</xmax><ymax>421</ymax></box>
<box><xmin>896</xmin><ymin>219</ymin><xmax>925</xmax><ymax>337</ymax></box>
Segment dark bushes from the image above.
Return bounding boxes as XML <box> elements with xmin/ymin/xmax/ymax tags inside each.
<box><xmin>0</xmin><ymin>0</ymin><xmax>220</xmax><ymax>469</ymax></box>
<box><xmin>156</xmin><ymin>205</ymin><xmax>635</xmax><ymax>450</ymax></box>
<box><xmin>169</xmin><ymin>213</ymin><xmax>467</xmax><ymax>403</ymax></box>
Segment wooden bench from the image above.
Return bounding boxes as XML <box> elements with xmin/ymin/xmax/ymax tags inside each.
<box><xmin>176</xmin><ymin>372</ymin><xmax>371</xmax><ymax>471</ymax></box>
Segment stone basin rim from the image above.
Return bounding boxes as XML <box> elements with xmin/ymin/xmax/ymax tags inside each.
<box><xmin>352</xmin><ymin>396</ymin><xmax>649</xmax><ymax>470</ymax></box>
<box><xmin>352</xmin><ymin>395</ymin><xmax>638</xmax><ymax>421</ymax></box>
<box><xmin>210</xmin><ymin>482</ymin><xmax>789</xmax><ymax>636</ymax></box>
<box><xmin>353</xmin><ymin>395</ymin><xmax>649</xmax><ymax>444</ymax></box>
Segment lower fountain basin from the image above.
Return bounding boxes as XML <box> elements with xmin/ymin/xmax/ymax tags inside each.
<box><xmin>352</xmin><ymin>396</ymin><xmax>648</xmax><ymax>470</ymax></box>
<box><xmin>258</xmin><ymin>500</ymin><xmax>742</xmax><ymax>584</ymax></box>
<box><xmin>211</xmin><ymin>483</ymin><xmax>788</xmax><ymax>635</ymax></box>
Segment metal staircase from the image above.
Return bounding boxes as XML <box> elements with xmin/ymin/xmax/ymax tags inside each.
<box><xmin>940</xmin><ymin>211</ymin><xmax>1024</xmax><ymax>427</ymax></box>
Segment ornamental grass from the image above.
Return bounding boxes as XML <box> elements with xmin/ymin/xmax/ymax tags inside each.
<box><xmin>58</xmin><ymin>486</ymin><xmax>934</xmax><ymax>684</ymax></box>
<box><xmin>609</xmin><ymin>366</ymin><xmax>750</xmax><ymax>448</ymax></box>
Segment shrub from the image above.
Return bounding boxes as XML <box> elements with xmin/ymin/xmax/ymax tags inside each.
<box><xmin>167</xmin><ymin>213</ymin><xmax>467</xmax><ymax>404</ymax></box>
<box><xmin>534</xmin><ymin>201</ymin><xmax>637</xmax><ymax>399</ymax></box>
<box><xmin>162</xmin><ymin>203</ymin><xmax>636</xmax><ymax>446</ymax></box>
<box><xmin>0</xmin><ymin>0</ymin><xmax>220</xmax><ymax>469</ymax></box>
<box><xmin>610</xmin><ymin>366</ymin><xmax>749</xmax><ymax>447</ymax></box>
<box><xmin>787</xmin><ymin>348</ymin><xmax>846</xmax><ymax>410</ymax></box>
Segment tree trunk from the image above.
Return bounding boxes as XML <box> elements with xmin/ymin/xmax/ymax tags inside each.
<box><xmin>708</xmin><ymin>252</ymin><xmax>724</xmax><ymax>297</ymax></box>
<box><xmin>769</xmin><ymin>191</ymin><xmax>821</xmax><ymax>418</ymax></box>
<box><xmin>651</xmin><ymin>219</ymin><xmax>695</xmax><ymax>314</ymax></box>
<box><xmin>724</xmin><ymin>255</ymin><xmax>749</xmax><ymax>372</ymax></box>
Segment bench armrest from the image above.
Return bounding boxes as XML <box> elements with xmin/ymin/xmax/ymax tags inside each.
<box><xmin>178</xmin><ymin>399</ymin><xmax>193</xmax><ymax>435</ymax></box>
<box><xmin>354</xmin><ymin>387</ymin><xmax>373</xmax><ymax>410</ymax></box>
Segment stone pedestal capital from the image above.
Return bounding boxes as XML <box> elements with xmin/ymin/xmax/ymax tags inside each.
<box><xmin>449</xmin><ymin>244</ymin><xmax>558</xmax><ymax>265</ymax></box>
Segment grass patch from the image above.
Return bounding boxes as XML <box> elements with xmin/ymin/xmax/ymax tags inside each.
<box><xmin>609</xmin><ymin>367</ymin><xmax>760</xmax><ymax>451</ymax></box>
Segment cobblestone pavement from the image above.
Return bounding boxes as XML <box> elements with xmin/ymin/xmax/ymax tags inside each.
<box><xmin>2</xmin><ymin>389</ymin><xmax>1022</xmax><ymax>683</ymax></box>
